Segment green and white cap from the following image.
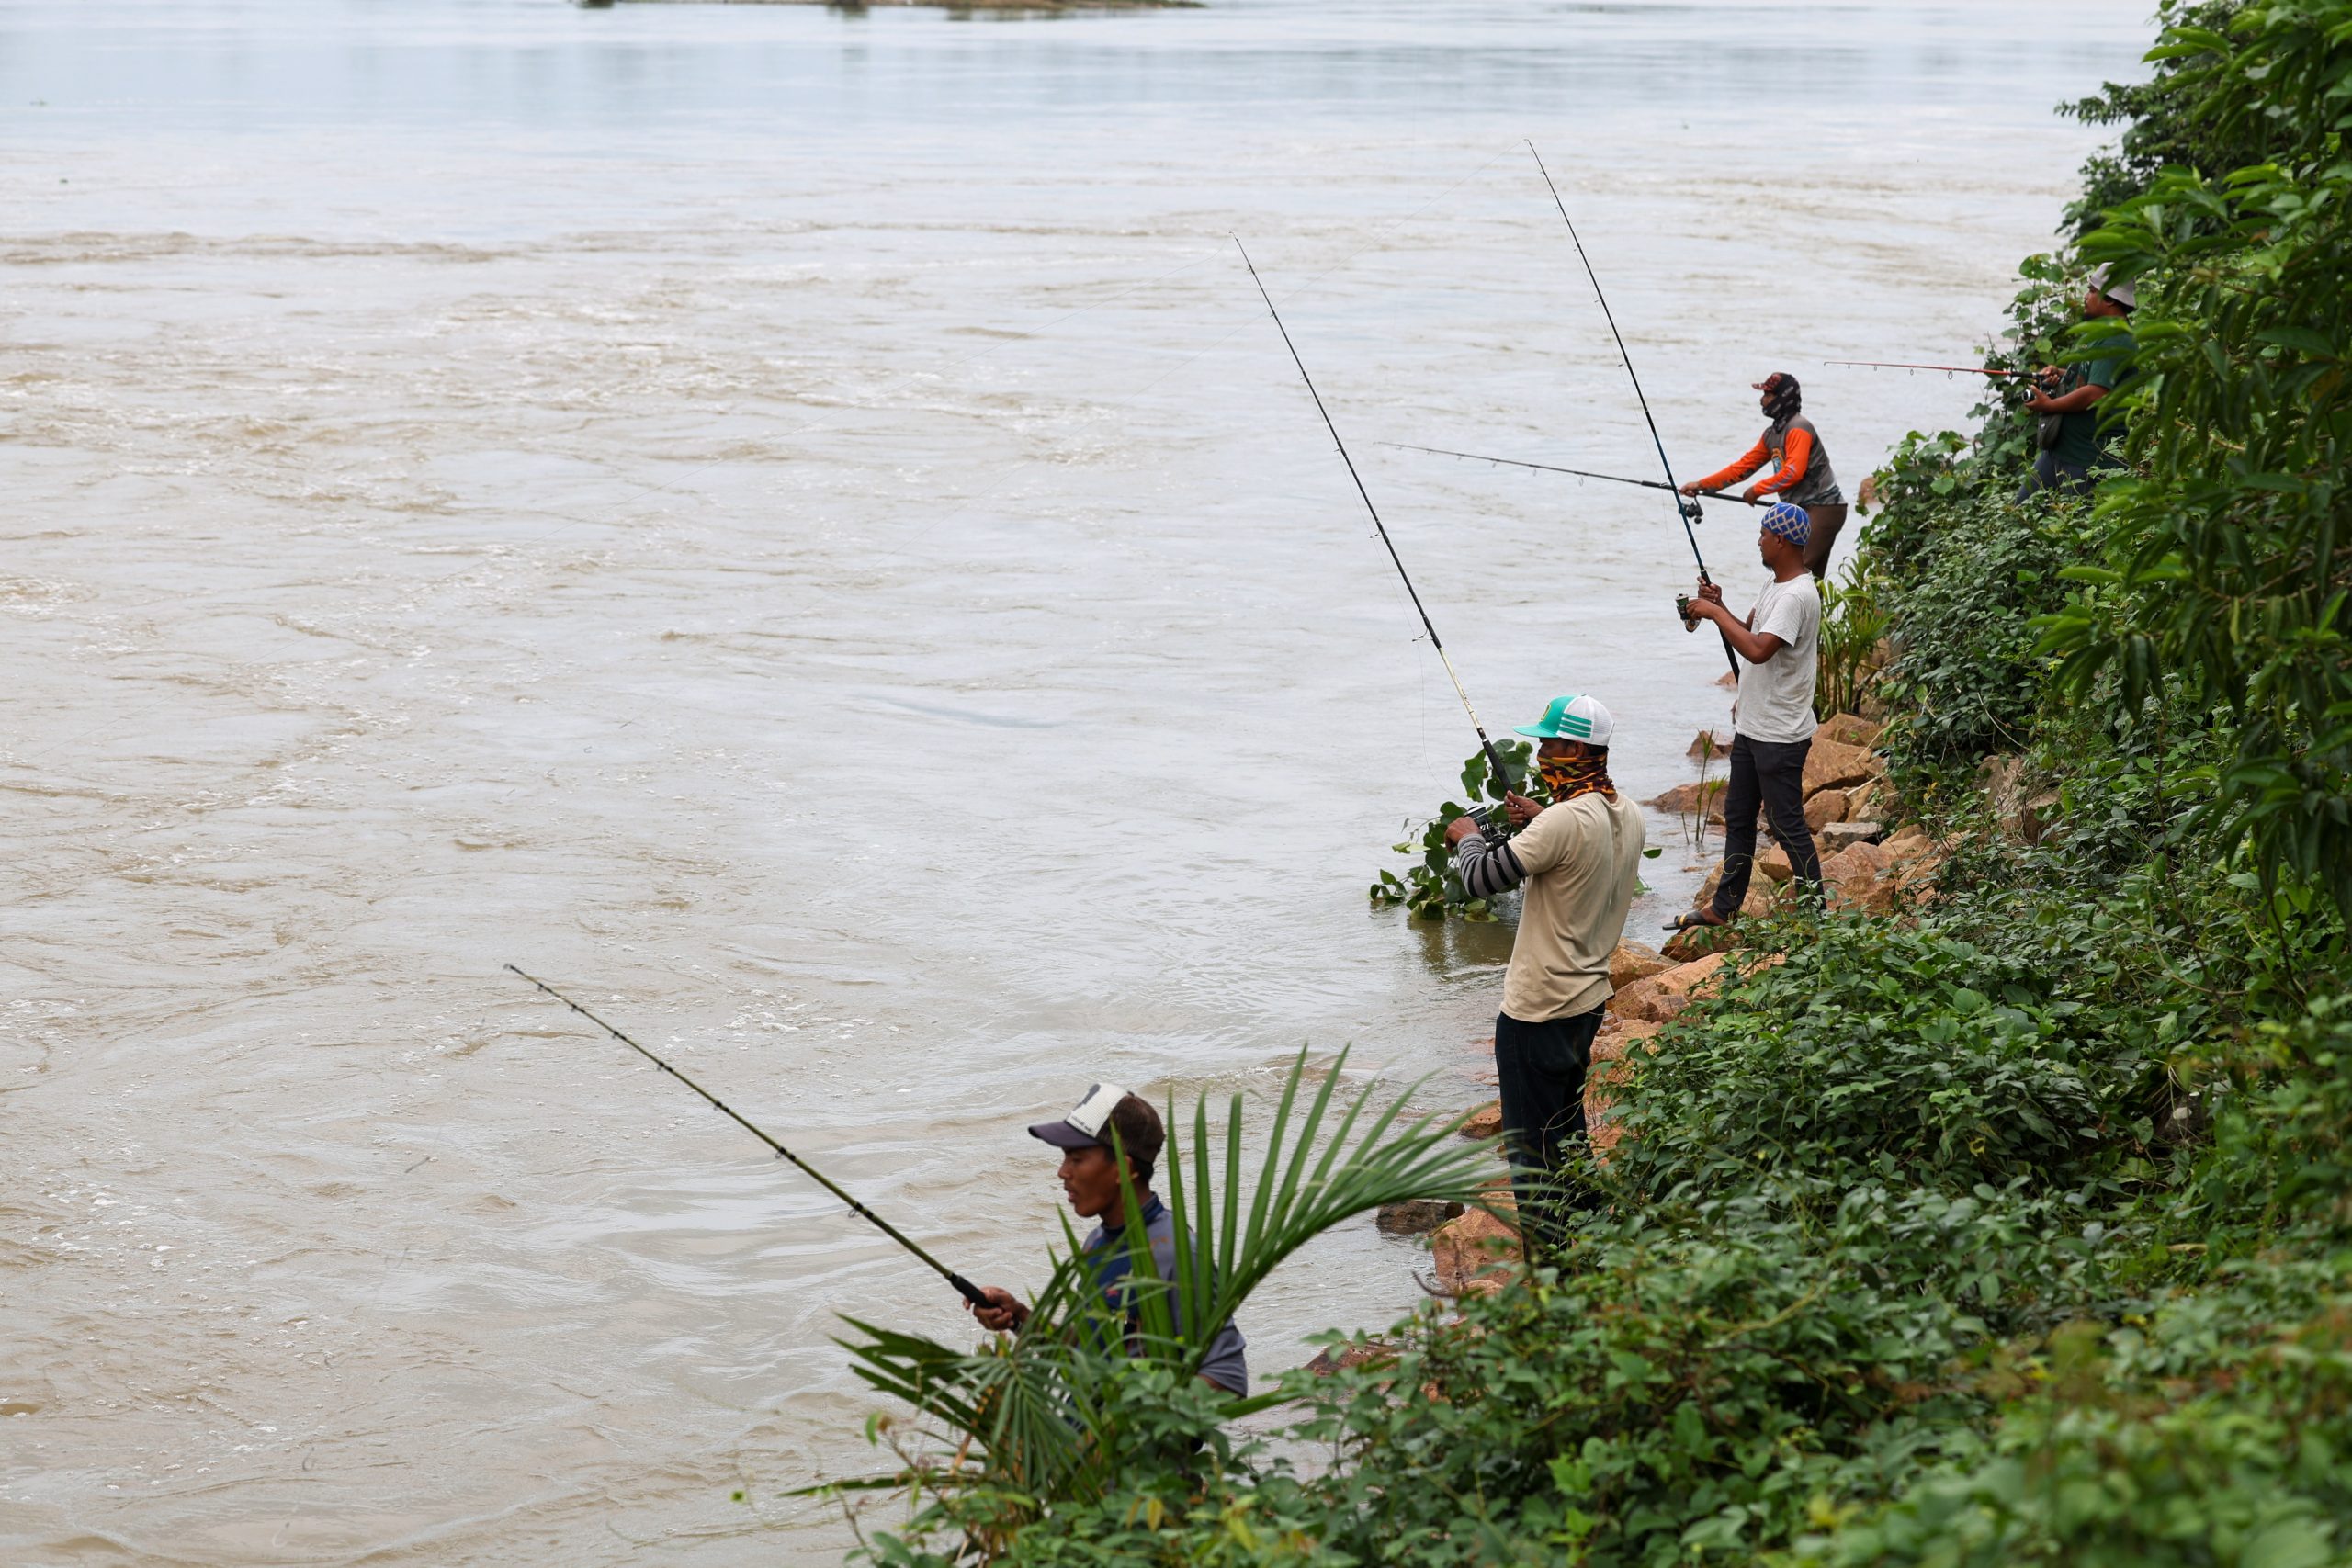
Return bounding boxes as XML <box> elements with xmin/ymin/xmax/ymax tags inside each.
<box><xmin>1514</xmin><ymin>693</ymin><xmax>1614</xmax><ymax>746</ymax></box>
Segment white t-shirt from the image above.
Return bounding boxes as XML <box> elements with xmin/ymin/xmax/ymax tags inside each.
<box><xmin>1731</xmin><ymin>572</ymin><xmax>1820</xmax><ymax>744</ymax></box>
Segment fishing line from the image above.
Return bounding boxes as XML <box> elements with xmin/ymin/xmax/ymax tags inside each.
<box><xmin>1380</xmin><ymin>440</ymin><xmax>1763</xmax><ymax>506</ymax></box>
<box><xmin>504</xmin><ymin>963</ymin><xmax>989</xmax><ymax>1308</ymax></box>
<box><xmin>1235</xmin><ymin>236</ymin><xmax>1519</xmax><ymax>803</ymax></box>
<box><xmin>1526</xmin><ymin>141</ymin><xmax>1740</xmax><ymax>682</ymax></box>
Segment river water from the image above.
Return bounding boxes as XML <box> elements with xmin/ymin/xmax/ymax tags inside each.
<box><xmin>2</xmin><ymin>1</ymin><xmax>2144</xmax><ymax>1561</ymax></box>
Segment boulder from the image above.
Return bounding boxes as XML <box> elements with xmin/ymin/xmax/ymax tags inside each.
<box><xmin>1430</xmin><ymin>1206</ymin><xmax>1521</xmax><ymax>1295</ymax></box>
<box><xmin>1647</xmin><ymin>779</ymin><xmax>1728</xmax><ymax>815</ymax></box>
<box><xmin>1609</xmin><ymin>939</ymin><xmax>1674</xmax><ymax>989</ymax></box>
<box><xmin>1687</xmin><ymin>728</ymin><xmax>1734</xmax><ymax>761</ymax></box>
<box><xmin>1821</xmin><ymin>820</ymin><xmax>1884</xmax><ymax>852</ymax></box>
<box><xmin>1815</xmin><ymin>713</ymin><xmax>1883</xmax><ymax>750</ymax></box>
<box><xmin>1714</xmin><ymin>670</ymin><xmax>1738</xmax><ymax>690</ymax></box>
<box><xmin>1882</xmin><ymin>826</ymin><xmax>1934</xmax><ymax>863</ymax></box>
<box><xmin>1846</xmin><ymin>776</ymin><xmax>1900</xmax><ymax>824</ymax></box>
<box><xmin>1306</xmin><ymin>1338</ymin><xmax>1403</xmax><ymax>1377</ymax></box>
<box><xmin>1804</xmin><ymin>788</ymin><xmax>1849</xmax><ymax>833</ymax></box>
<box><xmin>1821</xmin><ymin>841</ymin><xmax>1897</xmax><ymax>913</ymax></box>
<box><xmin>2021</xmin><ymin>790</ymin><xmax>2064</xmax><ymax>845</ymax></box>
<box><xmin>1457</xmin><ymin>1100</ymin><xmax>1504</xmax><ymax>1140</ymax></box>
<box><xmin>1611</xmin><ymin>951</ymin><xmax>1729</xmax><ymax>1023</ymax></box>
<box><xmin>1376</xmin><ymin>1199</ymin><xmax>1466</xmax><ymax>1236</ymax></box>
<box><xmin>1802</xmin><ymin>738</ymin><xmax>1881</xmax><ymax>795</ymax></box>
<box><xmin>1660</xmin><ymin>923</ymin><xmax>1734</xmax><ymax>963</ymax></box>
<box><xmin>1694</xmin><ymin>864</ymin><xmax>1777</xmax><ymax>921</ymax></box>
<box><xmin>1756</xmin><ymin>841</ymin><xmax>1793</xmax><ymax>884</ymax></box>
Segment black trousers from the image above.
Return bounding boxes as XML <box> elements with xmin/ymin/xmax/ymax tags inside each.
<box><xmin>1493</xmin><ymin>1006</ymin><xmax>1606</xmax><ymax>1253</ymax></box>
<box><xmin>2016</xmin><ymin>449</ymin><xmax>2095</xmax><ymax>500</ymax></box>
<box><xmin>1800</xmin><ymin>502</ymin><xmax>1848</xmax><ymax>580</ymax></box>
<box><xmin>1709</xmin><ymin>732</ymin><xmax>1822</xmax><ymax>919</ymax></box>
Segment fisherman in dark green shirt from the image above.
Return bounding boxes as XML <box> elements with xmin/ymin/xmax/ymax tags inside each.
<box><xmin>2019</xmin><ymin>265</ymin><xmax>2137</xmax><ymax>499</ymax></box>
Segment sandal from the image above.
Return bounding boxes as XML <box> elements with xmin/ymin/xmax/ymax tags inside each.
<box><xmin>1663</xmin><ymin>910</ymin><xmax>1729</xmax><ymax>933</ymax></box>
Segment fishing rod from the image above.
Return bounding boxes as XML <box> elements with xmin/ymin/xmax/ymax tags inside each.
<box><xmin>1380</xmin><ymin>440</ymin><xmax>1764</xmax><ymax>506</ymax></box>
<box><xmin>1527</xmin><ymin>141</ymin><xmax>1741</xmax><ymax>680</ymax></box>
<box><xmin>504</xmin><ymin>964</ymin><xmax>989</xmax><ymax>1308</ymax></box>
<box><xmin>1824</xmin><ymin>359</ymin><xmax>2040</xmax><ymax>379</ymax></box>
<box><xmin>1233</xmin><ymin>236</ymin><xmax>1521</xmax><ymax>807</ymax></box>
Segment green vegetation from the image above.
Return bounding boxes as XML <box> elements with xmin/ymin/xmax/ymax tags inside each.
<box><xmin>834</xmin><ymin>3</ymin><xmax>2352</xmax><ymax>1560</ymax></box>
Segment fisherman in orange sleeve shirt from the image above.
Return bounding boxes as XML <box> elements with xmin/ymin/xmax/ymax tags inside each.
<box><xmin>1679</xmin><ymin>372</ymin><xmax>1846</xmax><ymax>580</ymax></box>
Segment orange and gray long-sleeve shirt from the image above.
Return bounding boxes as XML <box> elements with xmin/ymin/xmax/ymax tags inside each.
<box><xmin>1694</xmin><ymin>414</ymin><xmax>1841</xmax><ymax>507</ymax></box>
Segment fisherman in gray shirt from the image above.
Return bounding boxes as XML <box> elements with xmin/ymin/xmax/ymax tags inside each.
<box><xmin>967</xmin><ymin>1082</ymin><xmax>1249</xmax><ymax>1395</ymax></box>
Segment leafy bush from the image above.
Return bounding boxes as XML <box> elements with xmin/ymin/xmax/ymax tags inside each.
<box><xmin>1605</xmin><ymin>920</ymin><xmax>2143</xmax><ymax>1203</ymax></box>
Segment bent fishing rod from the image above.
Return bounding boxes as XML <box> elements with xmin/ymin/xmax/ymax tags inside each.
<box><xmin>1527</xmin><ymin>141</ymin><xmax>1741</xmax><ymax>681</ymax></box>
<box><xmin>1379</xmin><ymin>440</ymin><xmax>1763</xmax><ymax>506</ymax></box>
<box><xmin>1234</xmin><ymin>236</ymin><xmax>1521</xmax><ymax>805</ymax></box>
<box><xmin>504</xmin><ymin>964</ymin><xmax>989</xmax><ymax>1308</ymax></box>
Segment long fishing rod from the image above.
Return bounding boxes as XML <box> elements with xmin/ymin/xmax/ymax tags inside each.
<box><xmin>1527</xmin><ymin>141</ymin><xmax>1741</xmax><ymax>681</ymax></box>
<box><xmin>1380</xmin><ymin>440</ymin><xmax>1764</xmax><ymax>506</ymax></box>
<box><xmin>1233</xmin><ymin>237</ymin><xmax>1520</xmax><ymax>805</ymax></box>
<box><xmin>1824</xmin><ymin>359</ymin><xmax>2038</xmax><ymax>378</ymax></box>
<box><xmin>504</xmin><ymin>964</ymin><xmax>989</xmax><ymax>1308</ymax></box>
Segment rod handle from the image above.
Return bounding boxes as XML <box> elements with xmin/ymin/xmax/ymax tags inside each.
<box><xmin>947</xmin><ymin>1272</ymin><xmax>990</xmax><ymax>1307</ymax></box>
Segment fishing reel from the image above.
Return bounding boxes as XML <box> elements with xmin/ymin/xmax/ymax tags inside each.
<box><xmin>1675</xmin><ymin>592</ymin><xmax>1701</xmax><ymax>633</ymax></box>
<box><xmin>1678</xmin><ymin>497</ymin><xmax>1704</xmax><ymax>524</ymax></box>
<box><xmin>1464</xmin><ymin>804</ymin><xmax>1515</xmax><ymax>845</ymax></box>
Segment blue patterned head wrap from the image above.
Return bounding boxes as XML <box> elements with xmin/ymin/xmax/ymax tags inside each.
<box><xmin>1761</xmin><ymin>502</ymin><xmax>1810</xmax><ymax>550</ymax></box>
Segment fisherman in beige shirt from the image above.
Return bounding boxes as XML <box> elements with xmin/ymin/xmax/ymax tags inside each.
<box><xmin>1442</xmin><ymin>694</ymin><xmax>1645</xmax><ymax>1251</ymax></box>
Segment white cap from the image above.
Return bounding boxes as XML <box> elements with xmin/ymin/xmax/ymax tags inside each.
<box><xmin>1513</xmin><ymin>693</ymin><xmax>1615</xmax><ymax>747</ymax></box>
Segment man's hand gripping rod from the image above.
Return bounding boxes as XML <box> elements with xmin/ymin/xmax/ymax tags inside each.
<box><xmin>504</xmin><ymin>964</ymin><xmax>989</xmax><ymax>1307</ymax></box>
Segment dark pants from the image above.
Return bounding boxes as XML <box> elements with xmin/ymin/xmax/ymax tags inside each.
<box><xmin>1709</xmin><ymin>733</ymin><xmax>1822</xmax><ymax>919</ymax></box>
<box><xmin>1800</xmin><ymin>502</ymin><xmax>1848</xmax><ymax>580</ymax></box>
<box><xmin>1493</xmin><ymin>1006</ymin><xmax>1606</xmax><ymax>1253</ymax></box>
<box><xmin>2016</xmin><ymin>450</ymin><xmax>2095</xmax><ymax>500</ymax></box>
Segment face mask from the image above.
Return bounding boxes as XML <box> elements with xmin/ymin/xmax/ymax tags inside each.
<box><xmin>1537</xmin><ymin>750</ymin><xmax>1615</xmax><ymax>803</ymax></box>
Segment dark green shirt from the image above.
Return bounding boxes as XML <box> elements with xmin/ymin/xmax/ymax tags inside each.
<box><xmin>2052</xmin><ymin>330</ymin><xmax>2136</xmax><ymax>470</ymax></box>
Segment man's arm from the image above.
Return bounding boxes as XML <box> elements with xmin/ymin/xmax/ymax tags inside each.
<box><xmin>1688</xmin><ymin>582</ymin><xmax>1787</xmax><ymax>663</ymax></box>
<box><xmin>1442</xmin><ymin>813</ymin><xmax>1530</xmax><ymax>897</ymax></box>
<box><xmin>1682</xmin><ymin>436</ymin><xmax>1770</xmax><ymax>496</ymax></box>
<box><xmin>2027</xmin><ymin>382</ymin><xmax>2106</xmax><ymax>415</ymax></box>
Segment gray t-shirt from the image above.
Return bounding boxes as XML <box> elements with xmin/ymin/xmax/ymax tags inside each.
<box><xmin>1083</xmin><ymin>1198</ymin><xmax>1249</xmax><ymax>1395</ymax></box>
<box><xmin>1731</xmin><ymin>572</ymin><xmax>1821</xmax><ymax>744</ymax></box>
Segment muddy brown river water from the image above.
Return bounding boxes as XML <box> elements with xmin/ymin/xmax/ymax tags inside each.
<box><xmin>2</xmin><ymin>1</ymin><xmax>2146</xmax><ymax>1560</ymax></box>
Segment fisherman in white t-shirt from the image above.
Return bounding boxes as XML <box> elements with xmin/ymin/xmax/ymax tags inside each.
<box><xmin>1670</xmin><ymin>502</ymin><xmax>1824</xmax><ymax>931</ymax></box>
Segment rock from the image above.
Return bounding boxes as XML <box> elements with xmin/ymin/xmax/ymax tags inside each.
<box><xmin>1694</xmin><ymin>865</ymin><xmax>1775</xmax><ymax>921</ymax></box>
<box><xmin>1608</xmin><ymin>939</ymin><xmax>1674</xmax><ymax>989</ymax></box>
<box><xmin>1458</xmin><ymin>1100</ymin><xmax>1503</xmax><ymax>1139</ymax></box>
<box><xmin>1802</xmin><ymin>738</ymin><xmax>1881</xmax><ymax>795</ymax></box>
<box><xmin>1687</xmin><ymin>728</ymin><xmax>1734</xmax><ymax>761</ymax></box>
<box><xmin>1376</xmin><ymin>1200</ymin><xmax>1466</xmax><ymax>1236</ymax></box>
<box><xmin>1589</xmin><ymin>1016</ymin><xmax>1663</xmax><ymax>1066</ymax></box>
<box><xmin>1306</xmin><ymin>1338</ymin><xmax>1402</xmax><ymax>1376</ymax></box>
<box><xmin>1707</xmin><ymin>799</ymin><xmax>1765</xmax><ymax>829</ymax></box>
<box><xmin>2021</xmin><ymin>790</ymin><xmax>2063</xmax><ymax>845</ymax></box>
<box><xmin>1882</xmin><ymin>826</ymin><xmax>1933</xmax><ymax>862</ymax></box>
<box><xmin>1846</xmin><ymin>776</ymin><xmax>1899</xmax><ymax>824</ymax></box>
<box><xmin>1714</xmin><ymin>670</ymin><xmax>1738</xmax><ymax>690</ymax></box>
<box><xmin>1430</xmin><ymin>1207</ymin><xmax>1521</xmax><ymax>1294</ymax></box>
<box><xmin>1804</xmin><ymin>787</ymin><xmax>1849</xmax><ymax>833</ymax></box>
<box><xmin>1659</xmin><ymin>923</ymin><xmax>1733</xmax><ymax>963</ymax></box>
<box><xmin>1815</xmin><ymin>713</ymin><xmax>1883</xmax><ymax>749</ymax></box>
<box><xmin>1757</xmin><ymin>842</ymin><xmax>1793</xmax><ymax>884</ymax></box>
<box><xmin>1647</xmin><ymin>779</ymin><xmax>1728</xmax><ymax>815</ymax></box>
<box><xmin>1821</xmin><ymin>820</ymin><xmax>1884</xmax><ymax>852</ymax></box>
<box><xmin>1820</xmin><ymin>841</ymin><xmax>1897</xmax><ymax>913</ymax></box>
<box><xmin>1611</xmin><ymin>951</ymin><xmax>1729</xmax><ymax>1023</ymax></box>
